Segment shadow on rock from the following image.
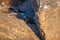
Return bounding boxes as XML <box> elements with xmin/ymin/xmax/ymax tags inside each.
<box><xmin>9</xmin><ymin>0</ymin><xmax>45</xmax><ymax>40</ymax></box>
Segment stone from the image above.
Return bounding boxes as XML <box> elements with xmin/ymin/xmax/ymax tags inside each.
<box><xmin>0</xmin><ymin>0</ymin><xmax>12</xmax><ymax>13</ymax></box>
<box><xmin>31</xmin><ymin>0</ymin><xmax>60</xmax><ymax>40</ymax></box>
<box><xmin>0</xmin><ymin>13</ymin><xmax>39</xmax><ymax>40</ymax></box>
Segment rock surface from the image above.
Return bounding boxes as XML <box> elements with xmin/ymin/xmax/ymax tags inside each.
<box><xmin>0</xmin><ymin>13</ymin><xmax>39</xmax><ymax>40</ymax></box>
<box><xmin>0</xmin><ymin>0</ymin><xmax>12</xmax><ymax>13</ymax></box>
<box><xmin>40</xmin><ymin>6</ymin><xmax>60</xmax><ymax>40</ymax></box>
<box><xmin>31</xmin><ymin>0</ymin><xmax>60</xmax><ymax>40</ymax></box>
